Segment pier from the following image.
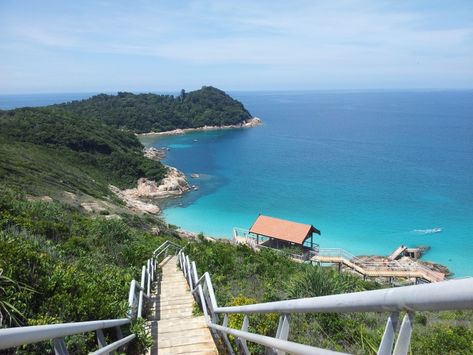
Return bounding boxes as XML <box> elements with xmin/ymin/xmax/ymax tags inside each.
<box><xmin>313</xmin><ymin>248</ymin><xmax>444</xmax><ymax>283</ymax></box>
<box><xmin>233</xmin><ymin>226</ymin><xmax>446</xmax><ymax>284</ymax></box>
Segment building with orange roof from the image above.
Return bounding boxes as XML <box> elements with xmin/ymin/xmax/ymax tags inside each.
<box><xmin>248</xmin><ymin>215</ymin><xmax>321</xmax><ymax>252</ymax></box>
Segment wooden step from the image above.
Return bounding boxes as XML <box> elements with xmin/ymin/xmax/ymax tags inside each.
<box><xmin>147</xmin><ymin>256</ymin><xmax>217</xmax><ymax>354</ymax></box>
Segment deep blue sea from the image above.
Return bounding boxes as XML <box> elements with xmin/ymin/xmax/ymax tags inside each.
<box><xmin>2</xmin><ymin>91</ymin><xmax>473</xmax><ymax>277</ymax></box>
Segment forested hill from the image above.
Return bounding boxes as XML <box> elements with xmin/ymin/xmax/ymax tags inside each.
<box><xmin>54</xmin><ymin>86</ymin><xmax>252</xmax><ymax>133</ymax></box>
<box><xmin>0</xmin><ymin>107</ymin><xmax>166</xmax><ymax>197</ymax></box>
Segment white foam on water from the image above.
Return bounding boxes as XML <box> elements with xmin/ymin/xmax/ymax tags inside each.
<box><xmin>412</xmin><ymin>227</ymin><xmax>443</xmax><ymax>235</ymax></box>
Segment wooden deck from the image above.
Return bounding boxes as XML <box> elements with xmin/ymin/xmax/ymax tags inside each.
<box><xmin>148</xmin><ymin>256</ymin><xmax>217</xmax><ymax>355</ymax></box>
<box><xmin>312</xmin><ymin>254</ymin><xmax>445</xmax><ymax>283</ymax></box>
<box><xmin>235</xmin><ymin>235</ymin><xmax>444</xmax><ymax>283</ymax></box>
<box><xmin>388</xmin><ymin>245</ymin><xmax>408</xmax><ymax>261</ymax></box>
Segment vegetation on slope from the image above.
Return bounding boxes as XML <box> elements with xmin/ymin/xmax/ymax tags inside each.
<box><xmin>54</xmin><ymin>86</ymin><xmax>252</xmax><ymax>133</ymax></box>
<box><xmin>188</xmin><ymin>239</ymin><xmax>473</xmax><ymax>355</ymax></box>
<box><xmin>0</xmin><ymin>107</ymin><xmax>167</xmax><ymax>198</ymax></box>
<box><xmin>0</xmin><ymin>187</ymin><xmax>181</xmax><ymax>353</ymax></box>
<box><xmin>0</xmin><ymin>90</ymin><xmax>471</xmax><ymax>354</ymax></box>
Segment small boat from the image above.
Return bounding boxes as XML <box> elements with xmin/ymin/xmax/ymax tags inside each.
<box><xmin>413</xmin><ymin>227</ymin><xmax>443</xmax><ymax>234</ymax></box>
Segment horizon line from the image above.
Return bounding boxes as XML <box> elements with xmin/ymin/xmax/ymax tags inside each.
<box><xmin>1</xmin><ymin>87</ymin><xmax>473</xmax><ymax>96</ymax></box>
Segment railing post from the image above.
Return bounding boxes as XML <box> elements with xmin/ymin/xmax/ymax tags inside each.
<box><xmin>53</xmin><ymin>338</ymin><xmax>69</xmax><ymax>355</ymax></box>
<box><xmin>186</xmin><ymin>255</ymin><xmax>193</xmax><ymax>290</ymax></box>
<box><xmin>275</xmin><ymin>314</ymin><xmax>290</xmax><ymax>355</ymax></box>
<box><xmin>147</xmin><ymin>259</ymin><xmax>151</xmax><ymax>298</ymax></box>
<box><xmin>96</xmin><ymin>329</ymin><xmax>107</xmax><ymax>348</ymax></box>
<box><xmin>191</xmin><ymin>261</ymin><xmax>200</xmax><ymax>304</ymax></box>
<box><xmin>393</xmin><ymin>312</ymin><xmax>414</xmax><ymax>355</ymax></box>
<box><xmin>150</xmin><ymin>257</ymin><xmax>154</xmax><ymax>282</ymax></box>
<box><xmin>138</xmin><ymin>266</ymin><xmax>146</xmax><ymax>318</ymax></box>
<box><xmin>181</xmin><ymin>253</ymin><xmax>187</xmax><ymax>278</ymax></box>
<box><xmin>127</xmin><ymin>280</ymin><xmax>136</xmax><ymax>318</ymax></box>
<box><xmin>378</xmin><ymin>312</ymin><xmax>399</xmax><ymax>355</ymax></box>
<box><xmin>237</xmin><ymin>315</ymin><xmax>250</xmax><ymax>355</ymax></box>
<box><xmin>204</xmin><ymin>273</ymin><xmax>219</xmax><ymax>313</ymax></box>
<box><xmin>220</xmin><ymin>314</ymin><xmax>235</xmax><ymax>355</ymax></box>
<box><xmin>114</xmin><ymin>325</ymin><xmax>124</xmax><ymax>352</ymax></box>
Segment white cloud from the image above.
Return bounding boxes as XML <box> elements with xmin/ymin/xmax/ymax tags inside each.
<box><xmin>0</xmin><ymin>0</ymin><xmax>472</xmax><ymax>91</ymax></box>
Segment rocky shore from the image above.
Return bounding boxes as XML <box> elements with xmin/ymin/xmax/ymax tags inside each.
<box><xmin>138</xmin><ymin>117</ymin><xmax>262</xmax><ymax>136</ymax></box>
<box><xmin>110</xmin><ymin>166</ymin><xmax>190</xmax><ymax>214</ymax></box>
<box><xmin>112</xmin><ymin>118</ymin><xmax>262</xmax><ymax>214</ymax></box>
<box><xmin>143</xmin><ymin>146</ymin><xmax>168</xmax><ymax>161</ymax></box>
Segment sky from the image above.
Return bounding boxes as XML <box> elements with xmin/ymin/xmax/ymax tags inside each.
<box><xmin>0</xmin><ymin>0</ymin><xmax>472</xmax><ymax>93</ymax></box>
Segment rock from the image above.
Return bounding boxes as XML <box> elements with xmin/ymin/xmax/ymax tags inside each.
<box><xmin>108</xmin><ymin>166</ymin><xmax>189</xmax><ymax>215</ymax></box>
<box><xmin>241</xmin><ymin>117</ymin><xmax>262</xmax><ymax>128</ymax></box>
<box><xmin>81</xmin><ymin>202</ymin><xmax>110</xmax><ymax>214</ymax></box>
<box><xmin>126</xmin><ymin>167</ymin><xmax>190</xmax><ymax>199</ymax></box>
<box><xmin>63</xmin><ymin>191</ymin><xmax>78</xmax><ymax>203</ymax></box>
<box><xmin>105</xmin><ymin>214</ymin><xmax>122</xmax><ymax>220</ymax></box>
<box><xmin>143</xmin><ymin>147</ymin><xmax>167</xmax><ymax>161</ymax></box>
<box><xmin>26</xmin><ymin>195</ymin><xmax>53</xmax><ymax>202</ymax></box>
<box><xmin>109</xmin><ymin>185</ymin><xmax>161</xmax><ymax>214</ymax></box>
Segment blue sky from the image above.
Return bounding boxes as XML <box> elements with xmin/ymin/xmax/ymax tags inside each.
<box><xmin>0</xmin><ymin>0</ymin><xmax>472</xmax><ymax>93</ymax></box>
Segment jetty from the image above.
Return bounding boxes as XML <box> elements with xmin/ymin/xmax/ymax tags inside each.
<box><xmin>388</xmin><ymin>245</ymin><xmax>428</xmax><ymax>261</ymax></box>
<box><xmin>233</xmin><ymin>215</ymin><xmax>446</xmax><ymax>284</ymax></box>
<box><xmin>313</xmin><ymin>248</ymin><xmax>444</xmax><ymax>283</ymax></box>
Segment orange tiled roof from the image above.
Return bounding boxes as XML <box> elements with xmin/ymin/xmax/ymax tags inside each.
<box><xmin>249</xmin><ymin>215</ymin><xmax>320</xmax><ymax>245</ymax></box>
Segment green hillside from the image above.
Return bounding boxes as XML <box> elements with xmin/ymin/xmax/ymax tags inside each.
<box><xmin>0</xmin><ymin>91</ymin><xmax>471</xmax><ymax>355</ymax></box>
<box><xmin>0</xmin><ymin>107</ymin><xmax>166</xmax><ymax>199</ymax></box>
<box><xmin>54</xmin><ymin>86</ymin><xmax>252</xmax><ymax>133</ymax></box>
<box><xmin>0</xmin><ymin>186</ymin><xmax>178</xmax><ymax>353</ymax></box>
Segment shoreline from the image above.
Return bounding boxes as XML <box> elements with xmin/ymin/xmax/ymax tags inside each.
<box><xmin>137</xmin><ymin>117</ymin><xmax>262</xmax><ymax>136</ymax></box>
<box><xmin>118</xmin><ymin>117</ymin><xmax>263</xmax><ymax>215</ymax></box>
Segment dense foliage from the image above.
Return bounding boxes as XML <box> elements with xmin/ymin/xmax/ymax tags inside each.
<box><xmin>187</xmin><ymin>239</ymin><xmax>473</xmax><ymax>355</ymax></box>
<box><xmin>54</xmin><ymin>86</ymin><xmax>252</xmax><ymax>133</ymax></box>
<box><xmin>0</xmin><ymin>187</ymin><xmax>181</xmax><ymax>353</ymax></box>
<box><xmin>0</xmin><ymin>107</ymin><xmax>167</xmax><ymax>196</ymax></box>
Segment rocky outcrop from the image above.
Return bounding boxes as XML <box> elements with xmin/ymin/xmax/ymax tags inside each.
<box><xmin>109</xmin><ymin>185</ymin><xmax>161</xmax><ymax>214</ymax></box>
<box><xmin>125</xmin><ymin>167</ymin><xmax>189</xmax><ymax>199</ymax></box>
<box><xmin>109</xmin><ymin>166</ymin><xmax>190</xmax><ymax>214</ymax></box>
<box><xmin>241</xmin><ymin>117</ymin><xmax>262</xmax><ymax>128</ymax></box>
<box><xmin>143</xmin><ymin>147</ymin><xmax>168</xmax><ymax>161</ymax></box>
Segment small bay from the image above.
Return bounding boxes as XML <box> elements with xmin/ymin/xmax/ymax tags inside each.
<box><xmin>142</xmin><ymin>91</ymin><xmax>473</xmax><ymax>277</ymax></box>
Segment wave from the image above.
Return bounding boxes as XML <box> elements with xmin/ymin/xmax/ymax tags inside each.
<box><xmin>412</xmin><ymin>227</ymin><xmax>443</xmax><ymax>235</ymax></box>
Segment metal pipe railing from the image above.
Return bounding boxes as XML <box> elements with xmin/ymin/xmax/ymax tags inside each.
<box><xmin>89</xmin><ymin>334</ymin><xmax>136</xmax><ymax>355</ymax></box>
<box><xmin>0</xmin><ymin>239</ymin><xmax>182</xmax><ymax>353</ymax></box>
<box><xmin>0</xmin><ymin>319</ymin><xmax>130</xmax><ymax>350</ymax></box>
<box><xmin>179</xmin><ymin>248</ymin><xmax>473</xmax><ymax>355</ymax></box>
<box><xmin>215</xmin><ymin>277</ymin><xmax>473</xmax><ymax>314</ymax></box>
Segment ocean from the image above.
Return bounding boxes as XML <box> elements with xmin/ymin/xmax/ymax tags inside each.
<box><xmin>2</xmin><ymin>91</ymin><xmax>473</xmax><ymax>277</ymax></box>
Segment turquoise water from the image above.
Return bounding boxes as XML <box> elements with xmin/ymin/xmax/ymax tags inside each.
<box><xmin>141</xmin><ymin>91</ymin><xmax>473</xmax><ymax>277</ymax></box>
<box><xmin>2</xmin><ymin>91</ymin><xmax>472</xmax><ymax>277</ymax></box>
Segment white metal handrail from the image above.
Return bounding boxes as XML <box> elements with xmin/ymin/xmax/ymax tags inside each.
<box><xmin>0</xmin><ymin>239</ymin><xmax>182</xmax><ymax>353</ymax></box>
<box><xmin>179</xmin><ymin>248</ymin><xmax>473</xmax><ymax>355</ymax></box>
<box><xmin>0</xmin><ymin>319</ymin><xmax>131</xmax><ymax>350</ymax></box>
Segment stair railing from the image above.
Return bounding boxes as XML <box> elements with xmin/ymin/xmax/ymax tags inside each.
<box><xmin>178</xmin><ymin>248</ymin><xmax>473</xmax><ymax>355</ymax></box>
<box><xmin>0</xmin><ymin>239</ymin><xmax>182</xmax><ymax>354</ymax></box>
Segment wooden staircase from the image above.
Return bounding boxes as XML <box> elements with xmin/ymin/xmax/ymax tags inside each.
<box><xmin>148</xmin><ymin>255</ymin><xmax>217</xmax><ymax>354</ymax></box>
